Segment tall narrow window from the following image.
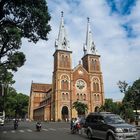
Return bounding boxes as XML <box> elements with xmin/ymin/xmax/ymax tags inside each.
<box><xmin>94</xmin><ymin>94</ymin><xmax>96</xmax><ymax>101</ymax></box>
<box><xmin>93</xmin><ymin>60</ymin><xmax>97</xmax><ymax>71</ymax></box>
<box><xmin>62</xmin><ymin>93</ymin><xmax>65</xmax><ymax>100</ymax></box>
<box><xmin>84</xmin><ymin>94</ymin><xmax>86</xmax><ymax>100</ymax></box>
<box><xmin>66</xmin><ymin>93</ymin><xmax>69</xmax><ymax>100</ymax></box>
<box><xmin>97</xmin><ymin>95</ymin><xmax>100</xmax><ymax>101</ymax></box>
<box><xmin>96</xmin><ymin>83</ymin><xmax>99</xmax><ymax>92</ymax></box>
<box><xmin>77</xmin><ymin>93</ymin><xmax>79</xmax><ymax>100</ymax></box>
<box><xmin>65</xmin><ymin>56</ymin><xmax>68</xmax><ymax>67</ymax></box>
<box><xmin>64</xmin><ymin>80</ymin><xmax>68</xmax><ymax>90</ymax></box>
<box><xmin>61</xmin><ymin>80</ymin><xmax>65</xmax><ymax>89</ymax></box>
<box><xmin>60</xmin><ymin>55</ymin><xmax>65</xmax><ymax>67</ymax></box>
<box><xmin>80</xmin><ymin>94</ymin><xmax>83</xmax><ymax>100</ymax></box>
<box><xmin>61</xmin><ymin>80</ymin><xmax>69</xmax><ymax>90</ymax></box>
<box><xmin>93</xmin><ymin>82</ymin><xmax>96</xmax><ymax>92</ymax></box>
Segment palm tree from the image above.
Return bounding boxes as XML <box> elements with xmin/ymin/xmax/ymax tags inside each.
<box><xmin>73</xmin><ymin>101</ymin><xmax>88</xmax><ymax>116</ymax></box>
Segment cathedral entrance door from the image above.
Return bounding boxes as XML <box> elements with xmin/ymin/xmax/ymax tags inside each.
<box><xmin>61</xmin><ymin>106</ymin><xmax>69</xmax><ymax>121</ymax></box>
<box><xmin>95</xmin><ymin>106</ymin><xmax>99</xmax><ymax>112</ymax></box>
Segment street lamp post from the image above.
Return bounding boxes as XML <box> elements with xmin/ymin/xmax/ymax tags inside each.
<box><xmin>0</xmin><ymin>83</ymin><xmax>7</xmax><ymax>120</ymax></box>
<box><xmin>0</xmin><ymin>83</ymin><xmax>9</xmax><ymax>117</ymax></box>
<box><xmin>134</xmin><ymin>89</ymin><xmax>139</xmax><ymax>125</ymax></box>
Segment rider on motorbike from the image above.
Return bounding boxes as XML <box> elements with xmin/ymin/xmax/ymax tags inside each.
<box><xmin>14</xmin><ymin>119</ymin><xmax>18</xmax><ymax>130</ymax></box>
<box><xmin>71</xmin><ymin>117</ymin><xmax>81</xmax><ymax>134</ymax></box>
<box><xmin>36</xmin><ymin>121</ymin><xmax>41</xmax><ymax>131</ymax></box>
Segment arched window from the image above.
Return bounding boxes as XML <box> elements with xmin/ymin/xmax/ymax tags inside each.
<box><xmin>92</xmin><ymin>78</ymin><xmax>100</xmax><ymax>93</ymax></box>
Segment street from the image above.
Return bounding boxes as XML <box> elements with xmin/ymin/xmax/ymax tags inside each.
<box><xmin>0</xmin><ymin>121</ymin><xmax>140</xmax><ymax>140</ymax></box>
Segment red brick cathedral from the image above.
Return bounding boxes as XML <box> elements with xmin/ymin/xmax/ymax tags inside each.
<box><xmin>28</xmin><ymin>13</ymin><xmax>104</xmax><ymax>121</ymax></box>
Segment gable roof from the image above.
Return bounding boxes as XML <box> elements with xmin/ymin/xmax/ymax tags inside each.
<box><xmin>31</xmin><ymin>83</ymin><xmax>52</xmax><ymax>93</ymax></box>
<box><xmin>73</xmin><ymin>63</ymin><xmax>88</xmax><ymax>75</ymax></box>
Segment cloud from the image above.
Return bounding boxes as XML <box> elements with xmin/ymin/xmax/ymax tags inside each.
<box><xmin>13</xmin><ymin>0</ymin><xmax>140</xmax><ymax>101</ymax></box>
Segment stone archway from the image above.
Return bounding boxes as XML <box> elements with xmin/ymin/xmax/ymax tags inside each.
<box><xmin>61</xmin><ymin>106</ymin><xmax>69</xmax><ymax>121</ymax></box>
<box><xmin>95</xmin><ymin>106</ymin><xmax>99</xmax><ymax>112</ymax></box>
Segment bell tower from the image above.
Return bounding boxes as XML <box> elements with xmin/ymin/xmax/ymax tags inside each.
<box><xmin>52</xmin><ymin>12</ymin><xmax>72</xmax><ymax>121</ymax></box>
<box><xmin>82</xmin><ymin>17</ymin><xmax>101</xmax><ymax>73</ymax></box>
<box><xmin>82</xmin><ymin>18</ymin><xmax>104</xmax><ymax>111</ymax></box>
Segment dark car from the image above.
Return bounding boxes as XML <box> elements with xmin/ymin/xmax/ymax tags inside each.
<box><xmin>84</xmin><ymin>112</ymin><xmax>138</xmax><ymax>140</ymax></box>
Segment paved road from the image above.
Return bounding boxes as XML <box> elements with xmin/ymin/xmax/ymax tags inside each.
<box><xmin>0</xmin><ymin>121</ymin><xmax>86</xmax><ymax>140</ymax></box>
<box><xmin>0</xmin><ymin>121</ymin><xmax>140</xmax><ymax>140</ymax></box>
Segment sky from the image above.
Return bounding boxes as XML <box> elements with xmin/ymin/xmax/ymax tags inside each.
<box><xmin>13</xmin><ymin>0</ymin><xmax>140</xmax><ymax>101</ymax></box>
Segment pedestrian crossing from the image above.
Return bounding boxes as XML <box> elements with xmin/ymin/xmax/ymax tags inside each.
<box><xmin>1</xmin><ymin>127</ymin><xmax>70</xmax><ymax>134</ymax></box>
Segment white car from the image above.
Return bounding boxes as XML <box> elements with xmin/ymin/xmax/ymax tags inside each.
<box><xmin>0</xmin><ymin>116</ymin><xmax>4</xmax><ymax>126</ymax></box>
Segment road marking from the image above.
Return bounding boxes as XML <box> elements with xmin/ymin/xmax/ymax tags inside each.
<box><xmin>49</xmin><ymin>128</ymin><xmax>56</xmax><ymax>131</ymax></box>
<box><xmin>1</xmin><ymin>127</ymin><xmax>70</xmax><ymax>134</ymax></box>
<box><xmin>19</xmin><ymin>130</ymin><xmax>24</xmax><ymax>133</ymax></box>
<box><xmin>3</xmin><ymin>131</ymin><xmax>7</xmax><ymax>134</ymax></box>
<box><xmin>11</xmin><ymin>130</ymin><xmax>16</xmax><ymax>133</ymax></box>
<box><xmin>42</xmin><ymin>128</ymin><xmax>48</xmax><ymax>131</ymax></box>
<box><xmin>63</xmin><ymin>128</ymin><xmax>70</xmax><ymax>130</ymax></box>
<box><xmin>27</xmin><ymin>129</ymin><xmax>32</xmax><ymax>132</ymax></box>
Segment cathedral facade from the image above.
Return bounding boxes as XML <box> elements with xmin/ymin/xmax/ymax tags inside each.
<box><xmin>28</xmin><ymin>13</ymin><xmax>104</xmax><ymax>121</ymax></box>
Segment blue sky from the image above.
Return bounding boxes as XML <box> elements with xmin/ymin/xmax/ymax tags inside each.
<box><xmin>13</xmin><ymin>0</ymin><xmax>140</xmax><ymax>101</ymax></box>
<box><xmin>106</xmin><ymin>0</ymin><xmax>136</xmax><ymax>15</ymax></box>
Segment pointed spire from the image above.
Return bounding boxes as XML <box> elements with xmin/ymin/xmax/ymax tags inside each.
<box><xmin>55</xmin><ymin>11</ymin><xmax>70</xmax><ymax>51</ymax></box>
<box><xmin>83</xmin><ymin>17</ymin><xmax>97</xmax><ymax>55</ymax></box>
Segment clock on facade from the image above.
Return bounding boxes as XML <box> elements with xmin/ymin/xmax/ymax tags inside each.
<box><xmin>76</xmin><ymin>80</ymin><xmax>85</xmax><ymax>90</ymax></box>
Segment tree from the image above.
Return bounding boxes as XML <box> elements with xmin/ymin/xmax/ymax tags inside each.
<box><xmin>0</xmin><ymin>86</ymin><xmax>29</xmax><ymax>118</ymax></box>
<box><xmin>117</xmin><ymin>80</ymin><xmax>130</xmax><ymax>120</ymax></box>
<box><xmin>117</xmin><ymin>80</ymin><xmax>128</xmax><ymax>94</ymax></box>
<box><xmin>117</xmin><ymin>78</ymin><xmax>140</xmax><ymax>122</ymax></box>
<box><xmin>4</xmin><ymin>89</ymin><xmax>29</xmax><ymax>118</ymax></box>
<box><xmin>0</xmin><ymin>0</ymin><xmax>51</xmax><ymax>84</ymax></box>
<box><xmin>123</xmin><ymin>78</ymin><xmax>140</xmax><ymax>121</ymax></box>
<box><xmin>14</xmin><ymin>93</ymin><xmax>29</xmax><ymax>118</ymax></box>
<box><xmin>99</xmin><ymin>99</ymin><xmax>121</xmax><ymax>114</ymax></box>
<box><xmin>73</xmin><ymin>101</ymin><xmax>88</xmax><ymax>116</ymax></box>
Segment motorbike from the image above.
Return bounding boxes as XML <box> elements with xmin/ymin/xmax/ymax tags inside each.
<box><xmin>71</xmin><ymin>122</ymin><xmax>81</xmax><ymax>134</ymax></box>
<box><xmin>36</xmin><ymin>122</ymin><xmax>41</xmax><ymax>131</ymax></box>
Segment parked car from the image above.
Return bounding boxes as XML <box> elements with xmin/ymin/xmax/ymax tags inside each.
<box><xmin>84</xmin><ymin>112</ymin><xmax>138</xmax><ymax>140</ymax></box>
